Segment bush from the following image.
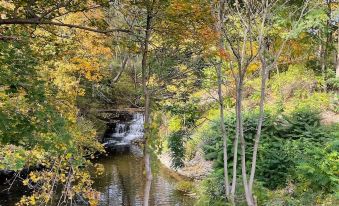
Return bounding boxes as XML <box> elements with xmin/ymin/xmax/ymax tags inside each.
<box><xmin>175</xmin><ymin>180</ymin><xmax>195</xmax><ymax>193</ymax></box>
<box><xmin>268</xmin><ymin>64</ymin><xmax>330</xmax><ymax>113</ymax></box>
<box><xmin>270</xmin><ymin>64</ymin><xmax>321</xmax><ymax>100</ymax></box>
<box><xmin>199</xmin><ymin>108</ymin><xmax>334</xmax><ymax>194</ymax></box>
<box><xmin>326</xmin><ymin>77</ymin><xmax>339</xmax><ymax>90</ymax></box>
<box><xmin>329</xmin><ymin>94</ymin><xmax>339</xmax><ymax>113</ymax></box>
<box><xmin>275</xmin><ymin>108</ymin><xmax>329</xmax><ymax>141</ymax></box>
<box><xmin>198</xmin><ymin>168</ymin><xmax>227</xmax><ymax>204</ymax></box>
<box><xmin>294</xmin><ymin>139</ymin><xmax>339</xmax><ymax>194</ymax></box>
<box><xmin>168</xmin><ymin>130</ymin><xmax>186</xmax><ymax>168</ymax></box>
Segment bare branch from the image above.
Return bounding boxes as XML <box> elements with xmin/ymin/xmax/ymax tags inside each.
<box><xmin>112</xmin><ymin>55</ymin><xmax>129</xmax><ymax>84</ymax></box>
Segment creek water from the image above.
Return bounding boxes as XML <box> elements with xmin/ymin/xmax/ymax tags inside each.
<box><xmin>92</xmin><ymin>146</ymin><xmax>195</xmax><ymax>206</ymax></box>
<box><xmin>0</xmin><ymin>113</ymin><xmax>195</xmax><ymax>206</ymax></box>
<box><xmin>95</xmin><ymin>112</ymin><xmax>195</xmax><ymax>206</ymax></box>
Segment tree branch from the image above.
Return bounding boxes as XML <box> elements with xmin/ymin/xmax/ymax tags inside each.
<box><xmin>112</xmin><ymin>55</ymin><xmax>129</xmax><ymax>84</ymax></box>
<box><xmin>0</xmin><ymin>18</ymin><xmax>132</xmax><ymax>34</ymax></box>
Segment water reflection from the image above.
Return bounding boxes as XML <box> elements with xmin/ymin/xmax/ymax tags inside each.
<box><xmin>92</xmin><ymin>146</ymin><xmax>194</xmax><ymax>206</ymax></box>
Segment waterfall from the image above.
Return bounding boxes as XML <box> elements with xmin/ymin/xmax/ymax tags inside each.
<box><xmin>105</xmin><ymin>112</ymin><xmax>144</xmax><ymax>143</ymax></box>
<box><xmin>124</xmin><ymin>113</ymin><xmax>144</xmax><ymax>142</ymax></box>
<box><xmin>111</xmin><ymin>123</ymin><xmax>127</xmax><ymax>138</ymax></box>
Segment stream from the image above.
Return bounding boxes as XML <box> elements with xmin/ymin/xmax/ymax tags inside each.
<box><xmin>0</xmin><ymin>113</ymin><xmax>195</xmax><ymax>206</ymax></box>
<box><xmin>92</xmin><ymin>146</ymin><xmax>194</xmax><ymax>206</ymax></box>
<box><xmin>93</xmin><ymin>112</ymin><xmax>195</xmax><ymax>206</ymax></box>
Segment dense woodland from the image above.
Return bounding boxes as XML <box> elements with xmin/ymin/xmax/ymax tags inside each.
<box><xmin>0</xmin><ymin>0</ymin><xmax>338</xmax><ymax>206</ymax></box>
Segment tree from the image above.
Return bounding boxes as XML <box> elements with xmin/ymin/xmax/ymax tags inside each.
<box><xmin>0</xmin><ymin>0</ymin><xmax>131</xmax><ymax>34</ymax></box>
<box><xmin>219</xmin><ymin>1</ymin><xmax>312</xmax><ymax>205</ymax></box>
<box><xmin>0</xmin><ymin>3</ymin><xmax>113</xmax><ymax>205</ymax></box>
<box><xmin>211</xmin><ymin>0</ymin><xmax>230</xmax><ymax>200</ymax></box>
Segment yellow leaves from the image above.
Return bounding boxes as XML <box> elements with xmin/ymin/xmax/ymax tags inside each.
<box><xmin>69</xmin><ymin>118</ymin><xmax>104</xmax><ymax>154</ymax></box>
<box><xmin>17</xmin><ymin>155</ymin><xmax>101</xmax><ymax>205</ymax></box>
<box><xmin>168</xmin><ymin>116</ymin><xmax>182</xmax><ymax>133</ymax></box>
<box><xmin>29</xmin><ymin>173</ymin><xmax>39</xmax><ymax>183</ymax></box>
<box><xmin>40</xmin><ymin>60</ymin><xmax>86</xmax><ymax>121</ymax></box>
<box><xmin>0</xmin><ymin>144</ymin><xmax>51</xmax><ymax>173</ymax></box>
<box><xmin>0</xmin><ymin>1</ymin><xmax>15</xmax><ymax>9</ymax></box>
<box><xmin>65</xmin><ymin>153</ymin><xmax>72</xmax><ymax>159</ymax></box>
<box><xmin>329</xmin><ymin>2</ymin><xmax>338</xmax><ymax>12</ymax></box>
<box><xmin>166</xmin><ymin>85</ymin><xmax>177</xmax><ymax>93</ymax></box>
<box><xmin>247</xmin><ymin>62</ymin><xmax>260</xmax><ymax>74</ymax></box>
<box><xmin>62</xmin><ymin>6</ymin><xmax>105</xmax><ymax>27</ymax></box>
<box><xmin>88</xmin><ymin>199</ymin><xmax>98</xmax><ymax>206</ymax></box>
<box><xmin>197</xmin><ymin>26</ymin><xmax>218</xmax><ymax>45</ymax></box>
<box><xmin>0</xmin><ymin>1</ymin><xmax>15</xmax><ymax>18</ymax></box>
<box><xmin>94</xmin><ymin>163</ymin><xmax>105</xmax><ymax>176</ymax></box>
<box><xmin>56</xmin><ymin>143</ymin><xmax>68</xmax><ymax>151</ymax></box>
<box><xmin>85</xmin><ymin>189</ymin><xmax>100</xmax><ymax>206</ymax></box>
<box><xmin>0</xmin><ymin>87</ymin><xmax>31</xmax><ymax>115</ymax></box>
<box><xmin>60</xmin><ymin>173</ymin><xmax>66</xmax><ymax>183</ymax></box>
<box><xmin>81</xmin><ymin>35</ymin><xmax>112</xmax><ymax>58</ymax></box>
<box><xmin>42</xmin><ymin>57</ymin><xmax>102</xmax><ymax>109</ymax></box>
<box><xmin>29</xmin><ymin>196</ymin><xmax>36</xmax><ymax>205</ymax></box>
<box><xmin>17</xmin><ymin>195</ymin><xmax>37</xmax><ymax>206</ymax></box>
<box><xmin>22</xmin><ymin>179</ymin><xmax>29</xmax><ymax>186</ymax></box>
<box><xmin>59</xmin><ymin>9</ymin><xmax>113</xmax><ymax>61</ymax></box>
<box><xmin>30</xmin><ymin>149</ymin><xmax>45</xmax><ymax>161</ymax></box>
<box><xmin>43</xmin><ymin>61</ymin><xmax>80</xmax><ymax>98</ymax></box>
<box><xmin>71</xmin><ymin>57</ymin><xmax>103</xmax><ymax>81</ymax></box>
<box><xmin>0</xmin><ymin>144</ymin><xmax>27</xmax><ymax>171</ymax></box>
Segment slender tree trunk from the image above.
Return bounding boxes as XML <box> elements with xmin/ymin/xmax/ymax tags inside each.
<box><xmin>336</xmin><ymin>33</ymin><xmax>339</xmax><ymax>78</ymax></box>
<box><xmin>216</xmin><ymin>58</ymin><xmax>230</xmax><ymax>196</ymax></box>
<box><xmin>230</xmin><ymin>80</ymin><xmax>239</xmax><ymax>202</ymax></box>
<box><xmin>141</xmin><ymin>6</ymin><xmax>153</xmax><ymax>206</ymax></box>
<box><xmin>236</xmin><ymin>77</ymin><xmax>255</xmax><ymax>206</ymax></box>
<box><xmin>214</xmin><ymin>0</ymin><xmax>230</xmax><ymax>198</ymax></box>
<box><xmin>319</xmin><ymin>44</ymin><xmax>327</xmax><ymax>92</ymax></box>
<box><xmin>249</xmin><ymin>54</ymin><xmax>268</xmax><ymax>192</ymax></box>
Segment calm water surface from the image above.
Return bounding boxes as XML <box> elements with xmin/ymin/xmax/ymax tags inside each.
<box><xmin>0</xmin><ymin>149</ymin><xmax>195</xmax><ymax>206</ymax></box>
<box><xmin>92</xmin><ymin>146</ymin><xmax>195</xmax><ymax>206</ymax></box>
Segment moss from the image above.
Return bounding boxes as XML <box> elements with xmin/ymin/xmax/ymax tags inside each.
<box><xmin>175</xmin><ymin>180</ymin><xmax>195</xmax><ymax>193</ymax></box>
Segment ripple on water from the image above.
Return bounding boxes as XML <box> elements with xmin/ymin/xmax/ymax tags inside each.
<box><xmin>92</xmin><ymin>151</ymin><xmax>195</xmax><ymax>206</ymax></box>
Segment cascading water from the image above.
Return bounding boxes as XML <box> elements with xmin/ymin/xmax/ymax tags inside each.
<box><xmin>124</xmin><ymin>113</ymin><xmax>144</xmax><ymax>142</ymax></box>
<box><xmin>111</xmin><ymin>123</ymin><xmax>127</xmax><ymax>138</ymax></box>
<box><xmin>103</xmin><ymin>113</ymin><xmax>144</xmax><ymax>150</ymax></box>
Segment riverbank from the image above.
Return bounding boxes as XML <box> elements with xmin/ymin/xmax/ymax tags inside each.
<box><xmin>158</xmin><ymin>149</ymin><xmax>213</xmax><ymax>180</ymax></box>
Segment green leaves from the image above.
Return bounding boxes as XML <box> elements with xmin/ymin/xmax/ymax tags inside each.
<box><xmin>200</xmin><ymin>108</ymin><xmax>334</xmax><ymax>190</ymax></box>
<box><xmin>288</xmin><ymin>8</ymin><xmax>329</xmax><ymax>39</ymax></box>
<box><xmin>168</xmin><ymin>130</ymin><xmax>186</xmax><ymax>168</ymax></box>
<box><xmin>294</xmin><ymin>139</ymin><xmax>339</xmax><ymax>194</ymax></box>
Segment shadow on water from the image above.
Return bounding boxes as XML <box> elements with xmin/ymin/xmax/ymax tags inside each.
<box><xmin>0</xmin><ymin>179</ymin><xmax>30</xmax><ymax>206</ymax></box>
<box><xmin>92</xmin><ymin>146</ymin><xmax>195</xmax><ymax>206</ymax></box>
<box><xmin>95</xmin><ymin>112</ymin><xmax>195</xmax><ymax>206</ymax></box>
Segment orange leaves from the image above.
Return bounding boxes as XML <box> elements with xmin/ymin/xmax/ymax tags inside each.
<box><xmin>170</xmin><ymin>0</ymin><xmax>201</xmax><ymax>15</ymax></box>
<box><xmin>197</xmin><ymin>26</ymin><xmax>218</xmax><ymax>44</ymax></box>
<box><xmin>162</xmin><ymin>0</ymin><xmax>216</xmax><ymax>48</ymax></box>
<box><xmin>218</xmin><ymin>48</ymin><xmax>230</xmax><ymax>61</ymax></box>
